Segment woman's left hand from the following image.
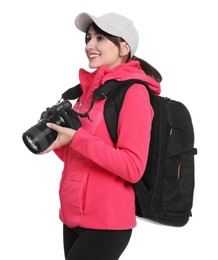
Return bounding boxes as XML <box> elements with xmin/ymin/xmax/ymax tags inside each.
<box><xmin>41</xmin><ymin>123</ymin><xmax>76</xmax><ymax>154</ymax></box>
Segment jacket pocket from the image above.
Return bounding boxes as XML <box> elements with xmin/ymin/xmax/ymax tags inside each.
<box><xmin>59</xmin><ymin>172</ymin><xmax>89</xmax><ymax>213</ymax></box>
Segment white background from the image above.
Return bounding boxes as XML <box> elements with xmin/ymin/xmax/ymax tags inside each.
<box><xmin>0</xmin><ymin>0</ymin><xmax>217</xmax><ymax>259</ymax></box>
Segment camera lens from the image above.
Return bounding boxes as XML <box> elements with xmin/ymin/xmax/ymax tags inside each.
<box><xmin>24</xmin><ymin>135</ymin><xmax>40</xmax><ymax>152</ymax></box>
<box><xmin>22</xmin><ymin>114</ymin><xmax>66</xmax><ymax>154</ymax></box>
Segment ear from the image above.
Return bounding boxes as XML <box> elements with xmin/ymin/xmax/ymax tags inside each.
<box><xmin>120</xmin><ymin>42</ymin><xmax>131</xmax><ymax>57</ymax></box>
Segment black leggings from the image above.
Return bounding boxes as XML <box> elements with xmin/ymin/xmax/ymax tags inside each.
<box><xmin>63</xmin><ymin>225</ymin><xmax>132</xmax><ymax>260</ymax></box>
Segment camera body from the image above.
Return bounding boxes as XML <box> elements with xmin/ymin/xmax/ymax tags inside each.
<box><xmin>22</xmin><ymin>100</ymin><xmax>81</xmax><ymax>154</ymax></box>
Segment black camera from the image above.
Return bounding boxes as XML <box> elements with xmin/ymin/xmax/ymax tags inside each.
<box><xmin>22</xmin><ymin>100</ymin><xmax>81</xmax><ymax>154</ymax></box>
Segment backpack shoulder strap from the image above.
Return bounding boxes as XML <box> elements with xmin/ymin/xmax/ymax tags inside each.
<box><xmin>104</xmin><ymin>79</ymin><xmax>153</xmax><ymax>144</ymax></box>
<box><xmin>103</xmin><ymin>79</ymin><xmax>152</xmax><ymax>216</ymax></box>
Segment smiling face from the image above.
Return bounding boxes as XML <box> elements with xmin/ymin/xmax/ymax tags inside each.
<box><xmin>85</xmin><ymin>24</ymin><xmax>130</xmax><ymax>69</ymax></box>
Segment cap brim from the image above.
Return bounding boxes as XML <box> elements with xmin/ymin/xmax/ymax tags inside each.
<box><xmin>75</xmin><ymin>12</ymin><xmax>96</xmax><ymax>33</ymax></box>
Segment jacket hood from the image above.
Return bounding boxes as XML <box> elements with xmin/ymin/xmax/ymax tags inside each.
<box><xmin>79</xmin><ymin>60</ymin><xmax>161</xmax><ymax>95</ymax></box>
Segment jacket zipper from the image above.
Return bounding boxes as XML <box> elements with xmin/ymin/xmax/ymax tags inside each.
<box><xmin>77</xmin><ymin>102</ymin><xmax>82</xmax><ymax>112</ymax></box>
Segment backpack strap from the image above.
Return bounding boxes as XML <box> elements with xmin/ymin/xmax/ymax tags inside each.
<box><xmin>104</xmin><ymin>79</ymin><xmax>153</xmax><ymax>144</ymax></box>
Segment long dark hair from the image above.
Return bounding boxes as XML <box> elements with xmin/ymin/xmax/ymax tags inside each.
<box><xmin>86</xmin><ymin>23</ymin><xmax>162</xmax><ymax>83</ymax></box>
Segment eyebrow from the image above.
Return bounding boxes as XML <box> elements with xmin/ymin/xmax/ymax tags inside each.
<box><xmin>86</xmin><ymin>31</ymin><xmax>100</xmax><ymax>37</ymax></box>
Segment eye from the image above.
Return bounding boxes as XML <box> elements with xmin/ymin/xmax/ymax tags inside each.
<box><xmin>85</xmin><ymin>33</ymin><xmax>106</xmax><ymax>45</ymax></box>
<box><xmin>96</xmin><ymin>35</ymin><xmax>105</xmax><ymax>42</ymax></box>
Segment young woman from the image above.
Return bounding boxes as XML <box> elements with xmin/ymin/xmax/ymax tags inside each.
<box><xmin>43</xmin><ymin>12</ymin><xmax>162</xmax><ymax>260</ymax></box>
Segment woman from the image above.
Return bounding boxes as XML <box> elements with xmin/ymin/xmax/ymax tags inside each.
<box><xmin>43</xmin><ymin>12</ymin><xmax>162</xmax><ymax>260</ymax></box>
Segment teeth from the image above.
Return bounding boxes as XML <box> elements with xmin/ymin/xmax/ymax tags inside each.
<box><xmin>89</xmin><ymin>54</ymin><xmax>99</xmax><ymax>58</ymax></box>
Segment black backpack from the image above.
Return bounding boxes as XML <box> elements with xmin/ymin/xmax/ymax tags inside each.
<box><xmin>62</xmin><ymin>79</ymin><xmax>197</xmax><ymax>227</ymax></box>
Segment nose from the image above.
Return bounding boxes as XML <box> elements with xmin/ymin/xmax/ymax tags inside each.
<box><xmin>85</xmin><ymin>38</ymin><xmax>96</xmax><ymax>51</ymax></box>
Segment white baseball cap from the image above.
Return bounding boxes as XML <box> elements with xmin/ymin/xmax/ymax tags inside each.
<box><xmin>74</xmin><ymin>12</ymin><xmax>139</xmax><ymax>57</ymax></box>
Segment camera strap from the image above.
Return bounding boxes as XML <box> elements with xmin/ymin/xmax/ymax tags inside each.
<box><xmin>62</xmin><ymin>84</ymin><xmax>82</xmax><ymax>100</ymax></box>
<box><xmin>61</xmin><ymin>84</ymin><xmax>93</xmax><ymax>121</ymax></box>
<box><xmin>61</xmin><ymin>80</ymin><xmax>120</xmax><ymax>121</ymax></box>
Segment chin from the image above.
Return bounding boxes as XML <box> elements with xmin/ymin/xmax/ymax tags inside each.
<box><xmin>88</xmin><ymin>61</ymin><xmax>102</xmax><ymax>69</ymax></box>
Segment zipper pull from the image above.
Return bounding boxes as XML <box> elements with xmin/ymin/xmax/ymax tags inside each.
<box><xmin>177</xmin><ymin>163</ymin><xmax>181</xmax><ymax>179</ymax></box>
<box><xmin>77</xmin><ymin>103</ymin><xmax>82</xmax><ymax>112</ymax></box>
<box><xmin>169</xmin><ymin>122</ymin><xmax>173</xmax><ymax>136</ymax></box>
